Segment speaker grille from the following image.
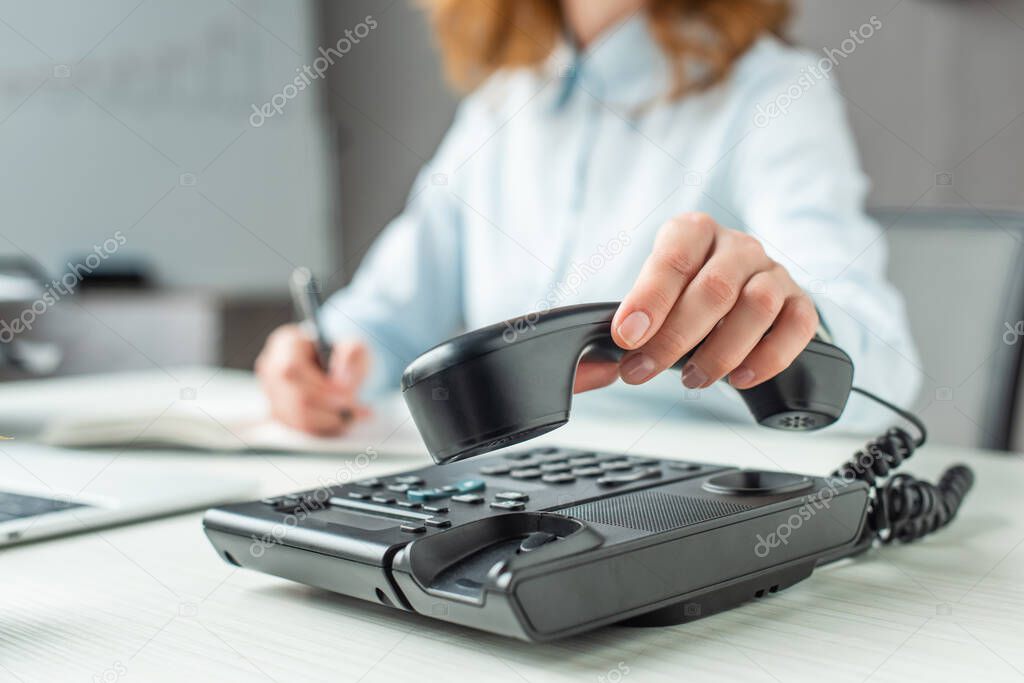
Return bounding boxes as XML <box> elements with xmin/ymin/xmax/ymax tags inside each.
<box><xmin>559</xmin><ymin>491</ymin><xmax>753</xmax><ymax>533</ymax></box>
<box><xmin>776</xmin><ymin>413</ymin><xmax>819</xmax><ymax>430</ymax></box>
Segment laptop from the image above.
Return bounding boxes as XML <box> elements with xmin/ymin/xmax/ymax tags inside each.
<box><xmin>0</xmin><ymin>441</ymin><xmax>257</xmax><ymax>546</ymax></box>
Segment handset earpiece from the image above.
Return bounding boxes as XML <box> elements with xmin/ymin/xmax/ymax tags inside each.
<box><xmin>401</xmin><ymin>302</ymin><xmax>854</xmax><ymax>464</ymax></box>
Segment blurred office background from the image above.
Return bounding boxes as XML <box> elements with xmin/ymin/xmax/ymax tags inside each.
<box><xmin>1</xmin><ymin>0</ymin><xmax>1022</xmax><ymax>449</ymax></box>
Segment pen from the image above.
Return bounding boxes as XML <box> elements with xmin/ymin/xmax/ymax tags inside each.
<box><xmin>290</xmin><ymin>267</ymin><xmax>358</xmax><ymax>427</ymax></box>
<box><xmin>289</xmin><ymin>267</ymin><xmax>333</xmax><ymax>371</ymax></box>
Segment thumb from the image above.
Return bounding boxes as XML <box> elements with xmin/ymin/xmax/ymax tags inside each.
<box><xmin>328</xmin><ymin>340</ymin><xmax>369</xmax><ymax>392</ymax></box>
<box><xmin>573</xmin><ymin>360</ymin><xmax>619</xmax><ymax>394</ymax></box>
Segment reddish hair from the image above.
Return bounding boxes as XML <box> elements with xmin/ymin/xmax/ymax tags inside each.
<box><xmin>420</xmin><ymin>0</ymin><xmax>790</xmax><ymax>98</ymax></box>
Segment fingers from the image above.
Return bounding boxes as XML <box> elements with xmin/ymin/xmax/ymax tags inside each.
<box><xmin>682</xmin><ymin>266</ymin><xmax>793</xmax><ymax>387</ymax></box>
<box><xmin>255</xmin><ymin>324</ymin><xmax>370</xmax><ymax>436</ymax></box>
<box><xmin>261</xmin><ymin>367</ymin><xmax>354</xmax><ymax>435</ymax></box>
<box><xmin>257</xmin><ymin>325</ymin><xmax>321</xmax><ymax>384</ymax></box>
<box><xmin>573</xmin><ymin>360</ymin><xmax>620</xmax><ymax>394</ymax></box>
<box><xmin>328</xmin><ymin>341</ymin><xmax>370</xmax><ymax>422</ymax></box>
<box><xmin>269</xmin><ymin>394</ymin><xmax>349</xmax><ymax>436</ymax></box>
<box><xmin>611</xmin><ymin>213</ymin><xmax>716</xmax><ymax>350</ymax></box>
<box><xmin>328</xmin><ymin>340</ymin><xmax>370</xmax><ymax>392</ymax></box>
<box><xmin>729</xmin><ymin>295</ymin><xmax>819</xmax><ymax>389</ymax></box>
<box><xmin>620</xmin><ymin>228</ymin><xmax>773</xmax><ymax>384</ymax></box>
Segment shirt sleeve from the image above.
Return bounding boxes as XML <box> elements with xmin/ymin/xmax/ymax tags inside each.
<box><xmin>319</xmin><ymin>100</ymin><xmax>480</xmax><ymax>397</ymax></box>
<box><xmin>727</xmin><ymin>53</ymin><xmax>922</xmax><ymax>431</ymax></box>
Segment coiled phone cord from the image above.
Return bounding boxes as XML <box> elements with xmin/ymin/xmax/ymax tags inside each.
<box><xmin>832</xmin><ymin>387</ymin><xmax>974</xmax><ymax>545</ymax></box>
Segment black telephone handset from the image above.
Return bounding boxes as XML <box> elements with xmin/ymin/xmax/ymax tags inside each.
<box><xmin>401</xmin><ymin>302</ymin><xmax>854</xmax><ymax>464</ymax></box>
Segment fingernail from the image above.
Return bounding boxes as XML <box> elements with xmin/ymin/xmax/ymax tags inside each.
<box><xmin>730</xmin><ymin>366</ymin><xmax>755</xmax><ymax>388</ymax></box>
<box><xmin>621</xmin><ymin>353</ymin><xmax>656</xmax><ymax>384</ymax></box>
<box><xmin>681</xmin><ymin>363</ymin><xmax>709</xmax><ymax>389</ymax></box>
<box><xmin>617</xmin><ymin>311</ymin><xmax>651</xmax><ymax>347</ymax></box>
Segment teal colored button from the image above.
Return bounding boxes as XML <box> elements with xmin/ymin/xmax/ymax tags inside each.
<box><xmin>407</xmin><ymin>479</ymin><xmax>485</xmax><ymax>502</ymax></box>
<box><xmin>406</xmin><ymin>488</ymin><xmax>448</xmax><ymax>503</ymax></box>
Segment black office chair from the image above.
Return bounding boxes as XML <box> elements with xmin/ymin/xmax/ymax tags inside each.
<box><xmin>872</xmin><ymin>208</ymin><xmax>1024</xmax><ymax>451</ymax></box>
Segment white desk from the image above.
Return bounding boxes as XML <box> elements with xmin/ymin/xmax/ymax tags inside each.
<box><xmin>2</xmin><ymin>369</ymin><xmax>1023</xmax><ymax>682</ymax></box>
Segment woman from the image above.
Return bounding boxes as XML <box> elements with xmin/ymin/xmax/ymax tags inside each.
<box><xmin>257</xmin><ymin>0</ymin><xmax>919</xmax><ymax>435</ymax></box>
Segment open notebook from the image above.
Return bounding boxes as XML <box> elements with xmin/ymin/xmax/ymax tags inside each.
<box><xmin>10</xmin><ymin>368</ymin><xmax>426</xmax><ymax>455</ymax></box>
<box><xmin>39</xmin><ymin>404</ymin><xmax>425</xmax><ymax>454</ymax></box>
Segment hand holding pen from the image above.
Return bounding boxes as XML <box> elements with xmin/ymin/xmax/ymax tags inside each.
<box><xmin>254</xmin><ymin>268</ymin><xmax>372</xmax><ymax>436</ymax></box>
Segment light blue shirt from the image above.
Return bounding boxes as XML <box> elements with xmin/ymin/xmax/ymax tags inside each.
<box><xmin>322</xmin><ymin>16</ymin><xmax>921</xmax><ymax>432</ymax></box>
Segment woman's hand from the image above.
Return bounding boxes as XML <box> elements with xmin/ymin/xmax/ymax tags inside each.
<box><xmin>574</xmin><ymin>212</ymin><xmax>818</xmax><ymax>394</ymax></box>
<box><xmin>256</xmin><ymin>325</ymin><xmax>372</xmax><ymax>435</ymax></box>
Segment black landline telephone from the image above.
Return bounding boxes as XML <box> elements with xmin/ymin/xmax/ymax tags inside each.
<box><xmin>203</xmin><ymin>303</ymin><xmax>972</xmax><ymax>641</ymax></box>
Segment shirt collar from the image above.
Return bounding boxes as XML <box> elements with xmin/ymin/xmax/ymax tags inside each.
<box><xmin>547</xmin><ymin>12</ymin><xmax>671</xmax><ymax>111</ymax></box>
